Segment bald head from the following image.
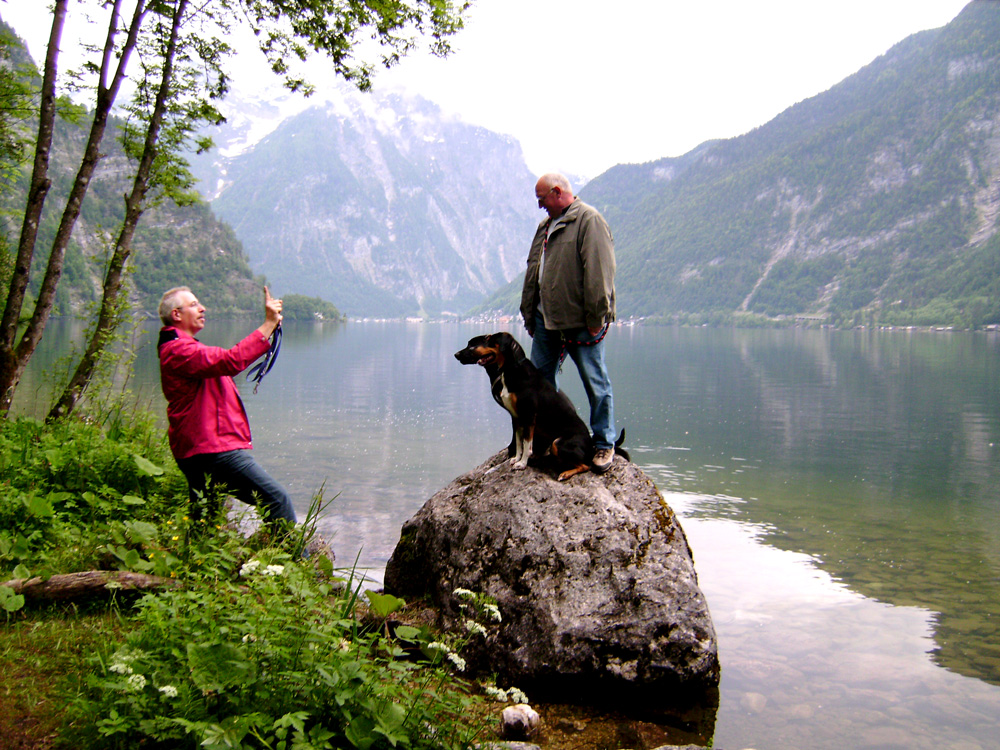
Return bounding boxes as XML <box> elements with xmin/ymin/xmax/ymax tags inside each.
<box><xmin>535</xmin><ymin>173</ymin><xmax>575</xmax><ymax>218</ymax></box>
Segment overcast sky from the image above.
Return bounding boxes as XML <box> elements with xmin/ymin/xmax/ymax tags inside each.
<box><xmin>2</xmin><ymin>0</ymin><xmax>972</xmax><ymax>178</ymax></box>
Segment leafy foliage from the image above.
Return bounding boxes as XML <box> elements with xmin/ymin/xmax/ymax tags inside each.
<box><xmin>0</xmin><ymin>105</ymin><xmax>271</xmax><ymax>318</ymax></box>
<box><xmin>0</xmin><ymin>412</ymin><xmax>184</xmax><ymax>581</ymax></box>
<box><xmin>66</xmin><ymin>568</ymin><xmax>501</xmax><ymax>750</ymax></box>
<box><xmin>0</xmin><ymin>410</ymin><xmax>529</xmax><ymax>748</ymax></box>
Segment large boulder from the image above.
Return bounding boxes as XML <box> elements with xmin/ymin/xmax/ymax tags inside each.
<box><xmin>383</xmin><ymin>451</ymin><xmax>720</xmax><ymax>710</ymax></box>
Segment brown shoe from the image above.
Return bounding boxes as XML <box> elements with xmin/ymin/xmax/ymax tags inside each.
<box><xmin>591</xmin><ymin>447</ymin><xmax>614</xmax><ymax>474</ymax></box>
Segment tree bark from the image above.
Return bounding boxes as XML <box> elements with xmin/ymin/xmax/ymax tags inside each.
<box><xmin>0</xmin><ymin>0</ymin><xmax>66</xmax><ymax>413</ymax></box>
<box><xmin>2</xmin><ymin>570</ymin><xmax>179</xmax><ymax>602</ymax></box>
<box><xmin>0</xmin><ymin>0</ymin><xmax>148</xmax><ymax>416</ymax></box>
<box><xmin>50</xmin><ymin>0</ymin><xmax>188</xmax><ymax>421</ymax></box>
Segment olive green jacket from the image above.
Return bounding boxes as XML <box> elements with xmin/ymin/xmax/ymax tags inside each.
<box><xmin>519</xmin><ymin>199</ymin><xmax>616</xmax><ymax>332</ymax></box>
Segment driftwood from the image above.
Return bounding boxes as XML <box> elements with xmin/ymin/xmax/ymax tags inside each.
<box><xmin>1</xmin><ymin>571</ymin><xmax>180</xmax><ymax>602</ymax></box>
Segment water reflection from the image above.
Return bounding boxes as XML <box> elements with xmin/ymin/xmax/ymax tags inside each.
<box><xmin>606</xmin><ymin>327</ymin><xmax>1000</xmax><ymax>688</ymax></box>
<box><xmin>16</xmin><ymin>320</ymin><xmax>1000</xmax><ymax>749</ymax></box>
<box><xmin>665</xmin><ymin>491</ymin><xmax>1000</xmax><ymax>750</ymax></box>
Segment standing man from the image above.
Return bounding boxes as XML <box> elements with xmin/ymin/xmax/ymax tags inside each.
<box><xmin>158</xmin><ymin>285</ymin><xmax>297</xmax><ymax>526</ymax></box>
<box><xmin>520</xmin><ymin>172</ymin><xmax>618</xmax><ymax>473</ymax></box>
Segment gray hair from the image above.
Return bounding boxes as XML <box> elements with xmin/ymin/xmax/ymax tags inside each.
<box><xmin>539</xmin><ymin>172</ymin><xmax>573</xmax><ymax>193</ymax></box>
<box><xmin>158</xmin><ymin>286</ymin><xmax>191</xmax><ymax>326</ymax></box>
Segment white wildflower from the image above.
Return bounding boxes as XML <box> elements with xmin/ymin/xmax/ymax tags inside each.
<box><xmin>242</xmin><ymin>633</ymin><xmax>257</xmax><ymax>643</ymax></box>
<box><xmin>446</xmin><ymin>652</ymin><xmax>466</xmax><ymax>672</ymax></box>
<box><xmin>465</xmin><ymin>620</ymin><xmax>487</xmax><ymax>637</ymax></box>
<box><xmin>453</xmin><ymin>587</ymin><xmax>476</xmax><ymax>599</ymax></box>
<box><xmin>484</xmin><ymin>686</ymin><xmax>508</xmax><ymax>702</ymax></box>
<box><xmin>507</xmin><ymin>687</ymin><xmax>529</xmax><ymax>704</ymax></box>
<box><xmin>337</xmin><ymin>638</ymin><xmax>351</xmax><ymax>652</ymax></box>
<box><xmin>262</xmin><ymin>564</ymin><xmax>285</xmax><ymax>576</ymax></box>
<box><xmin>158</xmin><ymin>685</ymin><xmax>179</xmax><ymax>698</ymax></box>
<box><xmin>483</xmin><ymin>603</ymin><xmax>502</xmax><ymax>623</ymax></box>
<box><xmin>108</xmin><ymin>647</ymin><xmax>144</xmax><ymax>675</ymax></box>
<box><xmin>125</xmin><ymin>673</ymin><xmax>147</xmax><ymax>691</ymax></box>
<box><xmin>426</xmin><ymin>641</ymin><xmax>450</xmax><ymax>653</ymax></box>
<box><xmin>111</xmin><ymin>647</ymin><xmax>144</xmax><ymax>663</ymax></box>
<box><xmin>239</xmin><ymin>559</ymin><xmax>260</xmax><ymax>576</ymax></box>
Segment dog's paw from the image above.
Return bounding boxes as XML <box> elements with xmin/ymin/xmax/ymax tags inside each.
<box><xmin>511</xmin><ymin>459</ymin><xmax>528</xmax><ymax>470</ymax></box>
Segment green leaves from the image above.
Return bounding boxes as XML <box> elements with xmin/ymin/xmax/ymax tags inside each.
<box><xmin>0</xmin><ymin>585</ymin><xmax>24</xmax><ymax>613</ymax></box>
<box><xmin>109</xmin><ymin>545</ymin><xmax>154</xmax><ymax>572</ymax></box>
<box><xmin>65</xmin><ymin>559</ymin><xmax>497</xmax><ymax>750</ymax></box>
<box><xmin>122</xmin><ymin>520</ymin><xmax>158</xmax><ymax>545</ymax></box>
<box><xmin>133</xmin><ymin>454</ymin><xmax>164</xmax><ymax>477</ymax></box>
<box><xmin>186</xmin><ymin>641</ymin><xmax>257</xmax><ymax>693</ymax></box>
<box><xmin>241</xmin><ymin>0</ymin><xmax>471</xmax><ymax>93</ymax></box>
<box><xmin>392</xmin><ymin>624</ymin><xmax>422</xmax><ymax>642</ymax></box>
<box><xmin>364</xmin><ymin>590</ymin><xmax>405</xmax><ymax>618</ymax></box>
<box><xmin>21</xmin><ymin>492</ymin><xmax>55</xmax><ymax>518</ymax></box>
<box><xmin>1</xmin><ymin>416</ymin><xmax>496</xmax><ymax>749</ymax></box>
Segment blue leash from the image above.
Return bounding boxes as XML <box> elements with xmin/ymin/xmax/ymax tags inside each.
<box><xmin>247</xmin><ymin>325</ymin><xmax>282</xmax><ymax>394</ymax></box>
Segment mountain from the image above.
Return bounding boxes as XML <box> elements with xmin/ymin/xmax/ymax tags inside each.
<box><xmin>483</xmin><ymin>1</ymin><xmax>1000</xmax><ymax>329</ymax></box>
<box><xmin>606</xmin><ymin>0</ymin><xmax>1000</xmax><ymax>327</ymax></box>
<box><xmin>0</xmin><ymin>108</ymin><xmax>272</xmax><ymax>319</ymax></box>
<box><xmin>0</xmin><ymin>16</ymin><xmax>339</xmax><ymax>322</ymax></box>
<box><xmin>196</xmin><ymin>89</ymin><xmax>538</xmax><ymax>318</ymax></box>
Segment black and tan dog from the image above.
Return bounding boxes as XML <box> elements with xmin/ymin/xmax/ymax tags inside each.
<box><xmin>454</xmin><ymin>332</ymin><xmax>628</xmax><ymax>480</ymax></box>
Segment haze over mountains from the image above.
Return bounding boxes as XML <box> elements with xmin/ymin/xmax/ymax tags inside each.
<box><xmin>5</xmin><ymin>2</ymin><xmax>1000</xmax><ymax>327</ymax></box>
<box><xmin>487</xmin><ymin>0</ymin><xmax>1000</xmax><ymax>327</ymax></box>
<box><xmin>190</xmin><ymin>1</ymin><xmax>1000</xmax><ymax>327</ymax></box>
<box><xmin>191</xmin><ymin>89</ymin><xmax>539</xmax><ymax>318</ymax></box>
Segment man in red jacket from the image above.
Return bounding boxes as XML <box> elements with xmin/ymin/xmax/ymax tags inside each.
<box><xmin>157</xmin><ymin>285</ymin><xmax>297</xmax><ymax>526</ymax></box>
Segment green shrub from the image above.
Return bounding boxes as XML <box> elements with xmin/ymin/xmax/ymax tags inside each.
<box><xmin>64</xmin><ymin>556</ymin><xmax>508</xmax><ymax>750</ymax></box>
<box><xmin>1</xmin><ymin>413</ymin><xmax>521</xmax><ymax>748</ymax></box>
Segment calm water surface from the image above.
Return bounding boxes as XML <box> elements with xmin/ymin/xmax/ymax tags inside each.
<box><xmin>18</xmin><ymin>321</ymin><xmax>1000</xmax><ymax>749</ymax></box>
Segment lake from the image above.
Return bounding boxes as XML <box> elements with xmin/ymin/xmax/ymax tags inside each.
<box><xmin>16</xmin><ymin>320</ymin><xmax>1000</xmax><ymax>749</ymax></box>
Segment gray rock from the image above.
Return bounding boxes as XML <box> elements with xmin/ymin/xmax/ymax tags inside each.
<box><xmin>384</xmin><ymin>451</ymin><xmax>719</xmax><ymax>708</ymax></box>
<box><xmin>501</xmin><ymin>704</ymin><xmax>541</xmax><ymax>741</ymax></box>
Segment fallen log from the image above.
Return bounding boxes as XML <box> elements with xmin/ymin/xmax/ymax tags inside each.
<box><xmin>1</xmin><ymin>571</ymin><xmax>180</xmax><ymax>602</ymax></box>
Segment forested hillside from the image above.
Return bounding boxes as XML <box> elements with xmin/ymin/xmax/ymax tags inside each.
<box><xmin>0</xmin><ymin>119</ymin><xmax>277</xmax><ymax>319</ymax></box>
<box><xmin>9</xmin><ymin>2</ymin><xmax>1000</xmax><ymax>328</ymax></box>
<box><xmin>0</xmin><ymin>18</ymin><xmax>328</xmax><ymax>321</ymax></box>
<box><xmin>484</xmin><ymin>1</ymin><xmax>1000</xmax><ymax>328</ymax></box>
<box><xmin>596</xmin><ymin>1</ymin><xmax>1000</xmax><ymax>327</ymax></box>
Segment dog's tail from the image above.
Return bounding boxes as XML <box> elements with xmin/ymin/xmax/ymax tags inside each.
<box><xmin>614</xmin><ymin>428</ymin><xmax>630</xmax><ymax>462</ymax></box>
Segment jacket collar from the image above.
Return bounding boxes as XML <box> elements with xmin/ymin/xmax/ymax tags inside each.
<box><xmin>546</xmin><ymin>198</ymin><xmax>581</xmax><ymax>235</ymax></box>
<box><xmin>158</xmin><ymin>325</ymin><xmax>197</xmax><ymax>351</ymax></box>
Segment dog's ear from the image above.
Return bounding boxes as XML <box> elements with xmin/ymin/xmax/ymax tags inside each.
<box><xmin>509</xmin><ymin>336</ymin><xmax>527</xmax><ymax>364</ymax></box>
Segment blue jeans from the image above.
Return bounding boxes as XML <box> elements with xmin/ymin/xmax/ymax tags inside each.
<box><xmin>177</xmin><ymin>449</ymin><xmax>297</xmax><ymax>525</ymax></box>
<box><xmin>530</xmin><ymin>320</ymin><xmax>616</xmax><ymax>449</ymax></box>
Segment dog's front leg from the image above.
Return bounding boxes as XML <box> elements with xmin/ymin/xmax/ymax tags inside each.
<box><xmin>510</xmin><ymin>427</ymin><xmax>526</xmax><ymax>468</ymax></box>
<box><xmin>512</xmin><ymin>424</ymin><xmax>532</xmax><ymax>470</ymax></box>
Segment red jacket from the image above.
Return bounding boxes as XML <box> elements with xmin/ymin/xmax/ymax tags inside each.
<box><xmin>158</xmin><ymin>326</ymin><xmax>270</xmax><ymax>460</ymax></box>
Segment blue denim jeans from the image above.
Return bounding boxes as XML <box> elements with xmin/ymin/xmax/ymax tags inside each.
<box><xmin>177</xmin><ymin>449</ymin><xmax>298</xmax><ymax>525</ymax></box>
<box><xmin>530</xmin><ymin>321</ymin><xmax>616</xmax><ymax>449</ymax></box>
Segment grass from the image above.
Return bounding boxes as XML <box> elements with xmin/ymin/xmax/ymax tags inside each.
<box><xmin>1</xmin><ymin>602</ymin><xmax>125</xmax><ymax>748</ymax></box>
